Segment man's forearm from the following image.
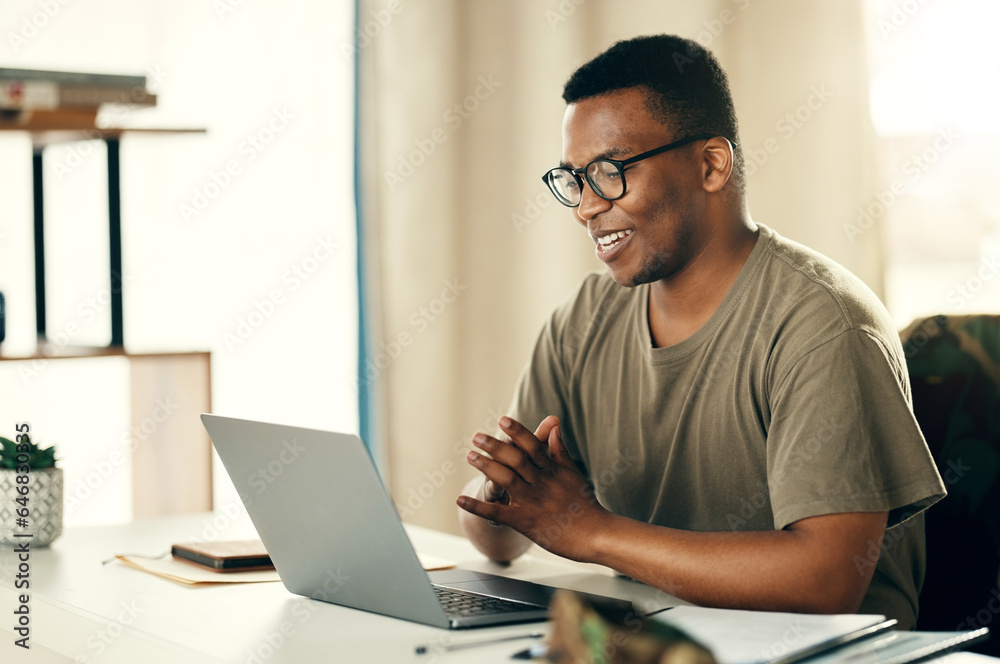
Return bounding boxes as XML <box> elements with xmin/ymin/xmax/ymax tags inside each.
<box><xmin>457</xmin><ymin>416</ymin><xmax>888</xmax><ymax>614</ymax></box>
<box><xmin>457</xmin><ymin>476</ymin><xmax>532</xmax><ymax>562</ymax></box>
<box><xmin>586</xmin><ymin>510</ymin><xmax>888</xmax><ymax>614</ymax></box>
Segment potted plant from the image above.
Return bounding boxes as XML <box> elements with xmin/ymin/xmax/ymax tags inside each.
<box><xmin>0</xmin><ymin>434</ymin><xmax>62</xmax><ymax>547</ymax></box>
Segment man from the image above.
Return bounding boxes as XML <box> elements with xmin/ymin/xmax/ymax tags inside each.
<box><xmin>456</xmin><ymin>35</ymin><xmax>946</xmax><ymax>629</ymax></box>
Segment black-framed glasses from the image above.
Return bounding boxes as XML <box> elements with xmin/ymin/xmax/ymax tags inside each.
<box><xmin>541</xmin><ymin>133</ymin><xmax>717</xmax><ymax>207</ymax></box>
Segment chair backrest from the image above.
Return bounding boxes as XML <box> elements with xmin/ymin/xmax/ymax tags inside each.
<box><xmin>903</xmin><ymin>315</ymin><xmax>1000</xmax><ymax>653</ymax></box>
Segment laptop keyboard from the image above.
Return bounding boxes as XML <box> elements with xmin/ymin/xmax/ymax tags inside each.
<box><xmin>433</xmin><ymin>586</ymin><xmax>543</xmax><ymax>617</ymax></box>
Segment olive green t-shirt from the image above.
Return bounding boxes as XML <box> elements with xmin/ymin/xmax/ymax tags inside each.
<box><xmin>508</xmin><ymin>224</ymin><xmax>946</xmax><ymax>629</ymax></box>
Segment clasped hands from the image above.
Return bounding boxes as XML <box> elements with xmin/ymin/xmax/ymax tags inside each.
<box><xmin>456</xmin><ymin>414</ymin><xmax>609</xmax><ymax>562</ymax></box>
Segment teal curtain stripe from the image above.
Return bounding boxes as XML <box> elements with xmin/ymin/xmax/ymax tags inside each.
<box><xmin>353</xmin><ymin>0</ymin><xmax>374</xmax><ymax>452</ymax></box>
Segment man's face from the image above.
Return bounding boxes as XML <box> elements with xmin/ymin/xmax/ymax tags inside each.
<box><xmin>561</xmin><ymin>87</ymin><xmax>707</xmax><ymax>287</ymax></box>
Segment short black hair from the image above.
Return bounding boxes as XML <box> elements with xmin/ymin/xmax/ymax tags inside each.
<box><xmin>563</xmin><ymin>34</ymin><xmax>744</xmax><ymax>189</ymax></box>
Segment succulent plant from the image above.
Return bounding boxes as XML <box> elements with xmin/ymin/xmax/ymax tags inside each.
<box><xmin>0</xmin><ymin>435</ymin><xmax>57</xmax><ymax>470</ymax></box>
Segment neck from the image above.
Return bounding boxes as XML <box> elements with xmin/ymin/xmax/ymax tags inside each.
<box><xmin>647</xmin><ymin>214</ymin><xmax>758</xmax><ymax>348</ymax></box>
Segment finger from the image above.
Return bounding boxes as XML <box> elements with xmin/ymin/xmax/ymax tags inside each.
<box><xmin>472</xmin><ymin>433</ymin><xmax>541</xmax><ymax>485</ymax></box>
<box><xmin>466</xmin><ymin>449</ymin><xmax>525</xmax><ymax>493</ymax></box>
<box><xmin>533</xmin><ymin>415</ymin><xmax>560</xmax><ymax>450</ymax></box>
<box><xmin>548</xmin><ymin>425</ymin><xmax>574</xmax><ymax>466</ymax></box>
<box><xmin>498</xmin><ymin>416</ymin><xmax>550</xmax><ymax>469</ymax></box>
<box><xmin>482</xmin><ymin>477</ymin><xmax>507</xmax><ymax>503</ymax></box>
<box><xmin>457</xmin><ymin>494</ymin><xmax>508</xmax><ymax>525</ymax></box>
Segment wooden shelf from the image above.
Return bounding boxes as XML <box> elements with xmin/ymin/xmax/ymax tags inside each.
<box><xmin>0</xmin><ymin>125</ymin><xmax>207</xmax><ymax>149</ymax></box>
<box><xmin>0</xmin><ymin>108</ymin><xmax>206</xmax><ymax>146</ymax></box>
<box><xmin>0</xmin><ymin>345</ymin><xmax>127</xmax><ymax>361</ymax></box>
<box><xmin>0</xmin><ymin>346</ymin><xmax>209</xmax><ymax>361</ymax></box>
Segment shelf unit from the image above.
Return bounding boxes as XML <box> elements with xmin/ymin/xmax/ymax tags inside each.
<box><xmin>1</xmin><ymin>110</ymin><xmax>212</xmax><ymax>517</ymax></box>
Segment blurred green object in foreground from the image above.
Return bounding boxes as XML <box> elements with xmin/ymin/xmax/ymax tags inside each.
<box><xmin>545</xmin><ymin>590</ymin><xmax>717</xmax><ymax>664</ymax></box>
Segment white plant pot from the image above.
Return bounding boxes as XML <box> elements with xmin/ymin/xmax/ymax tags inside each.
<box><xmin>0</xmin><ymin>467</ymin><xmax>64</xmax><ymax>547</ymax></box>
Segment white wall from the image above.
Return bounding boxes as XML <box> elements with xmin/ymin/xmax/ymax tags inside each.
<box><xmin>0</xmin><ymin>0</ymin><xmax>358</xmax><ymax>525</ymax></box>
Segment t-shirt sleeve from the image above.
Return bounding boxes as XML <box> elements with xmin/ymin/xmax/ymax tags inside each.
<box><xmin>506</xmin><ymin>312</ymin><xmax>580</xmax><ymax>463</ymax></box>
<box><xmin>767</xmin><ymin>328</ymin><xmax>946</xmax><ymax>530</ymax></box>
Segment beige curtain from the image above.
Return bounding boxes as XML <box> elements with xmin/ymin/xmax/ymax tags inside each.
<box><xmin>358</xmin><ymin>0</ymin><xmax>880</xmax><ymax>534</ymax></box>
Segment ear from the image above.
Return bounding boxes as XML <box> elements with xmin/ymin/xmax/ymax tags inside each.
<box><xmin>701</xmin><ymin>137</ymin><xmax>734</xmax><ymax>193</ymax></box>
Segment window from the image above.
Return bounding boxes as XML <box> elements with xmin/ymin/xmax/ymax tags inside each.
<box><xmin>865</xmin><ymin>0</ymin><xmax>1000</xmax><ymax>326</ymax></box>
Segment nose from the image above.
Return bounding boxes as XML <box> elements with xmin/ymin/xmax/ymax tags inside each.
<box><xmin>574</xmin><ymin>180</ymin><xmax>612</xmax><ymax>225</ymax></box>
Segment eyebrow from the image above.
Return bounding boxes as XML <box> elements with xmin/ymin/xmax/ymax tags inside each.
<box><xmin>559</xmin><ymin>145</ymin><xmax>633</xmax><ymax>169</ymax></box>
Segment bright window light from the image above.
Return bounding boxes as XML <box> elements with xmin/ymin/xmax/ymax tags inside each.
<box><xmin>865</xmin><ymin>0</ymin><xmax>1000</xmax><ymax>326</ymax></box>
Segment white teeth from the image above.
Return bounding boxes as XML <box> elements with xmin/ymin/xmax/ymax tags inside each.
<box><xmin>597</xmin><ymin>229</ymin><xmax>633</xmax><ymax>247</ymax></box>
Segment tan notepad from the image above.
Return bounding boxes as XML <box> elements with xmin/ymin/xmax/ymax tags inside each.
<box><xmin>115</xmin><ymin>554</ymin><xmax>282</xmax><ymax>585</ymax></box>
<box><xmin>115</xmin><ymin>552</ymin><xmax>454</xmax><ymax>586</ymax></box>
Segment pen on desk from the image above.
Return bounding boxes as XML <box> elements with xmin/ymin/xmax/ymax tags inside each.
<box><xmin>511</xmin><ymin>642</ymin><xmax>548</xmax><ymax>660</ymax></box>
<box><xmin>415</xmin><ymin>631</ymin><xmax>544</xmax><ymax>654</ymax></box>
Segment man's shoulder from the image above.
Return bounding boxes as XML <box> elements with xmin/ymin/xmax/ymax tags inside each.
<box><xmin>757</xmin><ymin>225</ymin><xmax>897</xmax><ymax>339</ymax></box>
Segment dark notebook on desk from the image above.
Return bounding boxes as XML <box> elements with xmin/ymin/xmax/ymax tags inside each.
<box><xmin>202</xmin><ymin>414</ymin><xmax>634</xmax><ymax>629</ymax></box>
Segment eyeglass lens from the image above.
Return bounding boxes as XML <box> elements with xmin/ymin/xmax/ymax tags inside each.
<box><xmin>546</xmin><ymin>160</ymin><xmax>623</xmax><ymax>206</ymax></box>
<box><xmin>547</xmin><ymin>169</ymin><xmax>582</xmax><ymax>206</ymax></box>
<box><xmin>587</xmin><ymin>161</ymin><xmax>622</xmax><ymax>200</ymax></box>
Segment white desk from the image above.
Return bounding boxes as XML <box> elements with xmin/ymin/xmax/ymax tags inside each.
<box><xmin>0</xmin><ymin>512</ymin><xmax>677</xmax><ymax>663</ymax></box>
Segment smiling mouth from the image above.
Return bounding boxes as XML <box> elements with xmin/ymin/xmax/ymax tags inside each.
<box><xmin>595</xmin><ymin>229</ymin><xmax>633</xmax><ymax>250</ymax></box>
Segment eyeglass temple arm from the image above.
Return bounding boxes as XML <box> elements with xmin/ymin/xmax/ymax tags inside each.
<box><xmin>618</xmin><ymin>133</ymin><xmax>718</xmax><ymax>167</ymax></box>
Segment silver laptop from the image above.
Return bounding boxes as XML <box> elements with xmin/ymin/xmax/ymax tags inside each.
<box><xmin>201</xmin><ymin>414</ymin><xmax>633</xmax><ymax>629</ymax></box>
